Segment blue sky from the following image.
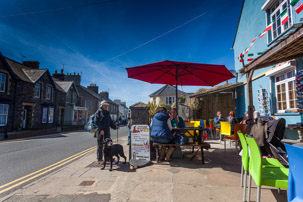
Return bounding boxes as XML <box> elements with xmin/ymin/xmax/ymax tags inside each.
<box><xmin>0</xmin><ymin>0</ymin><xmax>243</xmax><ymax>106</ymax></box>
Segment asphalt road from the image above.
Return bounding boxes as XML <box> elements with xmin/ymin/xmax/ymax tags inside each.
<box><xmin>0</xmin><ymin>126</ymin><xmax>128</xmax><ymax>198</ymax></box>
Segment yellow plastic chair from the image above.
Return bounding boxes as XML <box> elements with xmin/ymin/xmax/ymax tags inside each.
<box><xmin>224</xmin><ymin>124</ymin><xmax>246</xmax><ymax>153</ymax></box>
<box><xmin>185</xmin><ymin>122</ymin><xmax>195</xmax><ymax>137</ymax></box>
<box><xmin>220</xmin><ymin>121</ymin><xmax>231</xmax><ymax>152</ymax></box>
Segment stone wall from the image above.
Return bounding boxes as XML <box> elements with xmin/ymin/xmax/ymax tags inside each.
<box><xmin>0</xmin><ymin>58</ymin><xmax>16</xmax><ymax>133</ymax></box>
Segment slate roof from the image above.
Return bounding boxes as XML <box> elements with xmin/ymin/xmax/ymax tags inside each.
<box><xmin>120</xmin><ymin>103</ymin><xmax>128</xmax><ymax>109</ymax></box>
<box><xmin>5</xmin><ymin>58</ymin><xmax>32</xmax><ymax>82</ymax></box>
<box><xmin>78</xmin><ymin>85</ymin><xmax>100</xmax><ymax>100</ymax></box>
<box><xmin>4</xmin><ymin>57</ymin><xmax>53</xmax><ymax>86</ymax></box>
<box><xmin>23</xmin><ymin>69</ymin><xmax>48</xmax><ymax>83</ymax></box>
<box><xmin>190</xmin><ymin>82</ymin><xmax>244</xmax><ymax>98</ymax></box>
<box><xmin>130</xmin><ymin>102</ymin><xmax>148</xmax><ymax>108</ymax></box>
<box><xmin>149</xmin><ymin>85</ymin><xmax>187</xmax><ymax>97</ymax></box>
<box><xmin>55</xmin><ymin>81</ymin><xmax>74</xmax><ymax>93</ymax></box>
<box><xmin>78</xmin><ymin>85</ymin><xmax>118</xmax><ymax>106</ymax></box>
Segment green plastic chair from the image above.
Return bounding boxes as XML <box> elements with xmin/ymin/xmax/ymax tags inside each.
<box><xmin>237</xmin><ymin>132</ymin><xmax>285</xmax><ymax>202</ymax></box>
<box><xmin>245</xmin><ymin>136</ymin><xmax>289</xmax><ymax>202</ymax></box>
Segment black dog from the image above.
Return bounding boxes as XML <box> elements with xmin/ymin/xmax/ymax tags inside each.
<box><xmin>101</xmin><ymin>138</ymin><xmax>127</xmax><ymax>171</ymax></box>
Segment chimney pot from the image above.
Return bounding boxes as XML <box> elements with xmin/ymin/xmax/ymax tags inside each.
<box><xmin>61</xmin><ymin>69</ymin><xmax>64</xmax><ymax>73</ymax></box>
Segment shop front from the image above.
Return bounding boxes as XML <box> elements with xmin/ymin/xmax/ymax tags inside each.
<box><xmin>73</xmin><ymin>106</ymin><xmax>88</xmax><ymax>125</ymax></box>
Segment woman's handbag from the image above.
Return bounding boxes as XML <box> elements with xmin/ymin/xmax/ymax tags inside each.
<box><xmin>173</xmin><ymin>133</ymin><xmax>189</xmax><ymax>145</ymax></box>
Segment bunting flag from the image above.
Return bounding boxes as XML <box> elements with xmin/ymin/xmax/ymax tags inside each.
<box><xmin>247</xmin><ymin>53</ymin><xmax>254</xmax><ymax>62</ymax></box>
<box><xmin>245</xmin><ymin>47</ymin><xmax>249</xmax><ymax>54</ymax></box>
<box><xmin>293</xmin><ymin>0</ymin><xmax>303</xmax><ymax>14</ymax></box>
<box><xmin>291</xmin><ymin>0</ymin><xmax>300</xmax><ymax>6</ymax></box>
<box><xmin>245</xmin><ymin>43</ymin><xmax>254</xmax><ymax>54</ymax></box>
<box><xmin>264</xmin><ymin>19</ymin><xmax>275</xmax><ymax>32</ymax></box>
<box><xmin>281</xmin><ymin>9</ymin><xmax>289</xmax><ymax>25</ymax></box>
<box><xmin>237</xmin><ymin>0</ymin><xmax>303</xmax><ymax>65</ymax></box>
<box><xmin>251</xmin><ymin>38</ymin><xmax>257</xmax><ymax>43</ymax></box>
<box><xmin>258</xmin><ymin>32</ymin><xmax>266</xmax><ymax>39</ymax></box>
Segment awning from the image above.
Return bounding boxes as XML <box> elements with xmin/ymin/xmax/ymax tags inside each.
<box><xmin>240</xmin><ymin>24</ymin><xmax>303</xmax><ymax>74</ymax></box>
<box><xmin>74</xmin><ymin>106</ymin><xmax>87</xmax><ymax>111</ymax></box>
<box><xmin>190</xmin><ymin>82</ymin><xmax>244</xmax><ymax>98</ymax></box>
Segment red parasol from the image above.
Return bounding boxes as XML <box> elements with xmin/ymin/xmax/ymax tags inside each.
<box><xmin>126</xmin><ymin>60</ymin><xmax>235</xmax><ymax>114</ymax></box>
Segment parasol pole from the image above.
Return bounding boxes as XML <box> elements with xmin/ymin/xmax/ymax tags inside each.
<box><xmin>175</xmin><ymin>65</ymin><xmax>178</xmax><ymax>117</ymax></box>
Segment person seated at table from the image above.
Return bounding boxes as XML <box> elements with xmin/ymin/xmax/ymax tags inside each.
<box><xmin>150</xmin><ymin>107</ymin><xmax>175</xmax><ymax>161</ymax></box>
<box><xmin>240</xmin><ymin>111</ymin><xmax>248</xmax><ymax>124</ymax></box>
<box><xmin>214</xmin><ymin>111</ymin><xmax>225</xmax><ymax>129</ymax></box>
<box><xmin>170</xmin><ymin>108</ymin><xmax>185</xmax><ymax>128</ymax></box>
<box><xmin>226</xmin><ymin>110</ymin><xmax>238</xmax><ymax>134</ymax></box>
<box><xmin>252</xmin><ymin>105</ymin><xmax>260</xmax><ymax>122</ymax></box>
<box><xmin>214</xmin><ymin>111</ymin><xmax>225</xmax><ymax>139</ymax></box>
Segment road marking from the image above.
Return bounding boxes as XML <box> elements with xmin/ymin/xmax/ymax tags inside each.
<box><xmin>0</xmin><ymin>146</ymin><xmax>96</xmax><ymax>194</ymax></box>
<box><xmin>0</xmin><ymin>139</ymin><xmax>35</xmax><ymax>144</ymax></box>
<box><xmin>0</xmin><ymin>131</ymin><xmax>89</xmax><ymax>144</ymax></box>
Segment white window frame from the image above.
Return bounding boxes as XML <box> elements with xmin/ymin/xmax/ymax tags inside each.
<box><xmin>0</xmin><ymin>73</ymin><xmax>7</xmax><ymax>93</ymax></box>
<box><xmin>165</xmin><ymin>96</ymin><xmax>175</xmax><ymax>105</ymax></box>
<box><xmin>48</xmin><ymin>107</ymin><xmax>54</xmax><ymax>123</ymax></box>
<box><xmin>46</xmin><ymin>86</ymin><xmax>52</xmax><ymax>100</ymax></box>
<box><xmin>269</xmin><ymin>0</ymin><xmax>293</xmax><ymax>41</ymax></box>
<box><xmin>35</xmin><ymin>83</ymin><xmax>41</xmax><ymax>98</ymax></box>
<box><xmin>42</xmin><ymin>107</ymin><xmax>48</xmax><ymax>123</ymax></box>
<box><xmin>275</xmin><ymin>69</ymin><xmax>297</xmax><ymax>112</ymax></box>
<box><xmin>0</xmin><ymin>104</ymin><xmax>9</xmax><ymax>126</ymax></box>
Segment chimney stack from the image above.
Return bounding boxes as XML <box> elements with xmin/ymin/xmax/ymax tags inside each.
<box><xmin>53</xmin><ymin>69</ymin><xmax>65</xmax><ymax>81</ymax></box>
<box><xmin>87</xmin><ymin>83</ymin><xmax>99</xmax><ymax>94</ymax></box>
<box><xmin>64</xmin><ymin>72</ymin><xmax>81</xmax><ymax>86</ymax></box>
<box><xmin>99</xmin><ymin>91</ymin><xmax>109</xmax><ymax>99</ymax></box>
<box><xmin>23</xmin><ymin>61</ymin><xmax>40</xmax><ymax>69</ymax></box>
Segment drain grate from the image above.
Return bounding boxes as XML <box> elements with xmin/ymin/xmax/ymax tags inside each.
<box><xmin>86</xmin><ymin>161</ymin><xmax>120</xmax><ymax>168</ymax></box>
<box><xmin>79</xmin><ymin>180</ymin><xmax>95</xmax><ymax>186</ymax></box>
<box><xmin>86</xmin><ymin>161</ymin><xmax>102</xmax><ymax>168</ymax></box>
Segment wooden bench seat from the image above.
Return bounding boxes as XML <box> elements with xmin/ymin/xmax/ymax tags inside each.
<box><xmin>152</xmin><ymin>142</ymin><xmax>211</xmax><ymax>164</ymax></box>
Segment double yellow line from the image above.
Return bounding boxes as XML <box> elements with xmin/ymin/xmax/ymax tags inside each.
<box><xmin>0</xmin><ymin>146</ymin><xmax>96</xmax><ymax>195</ymax></box>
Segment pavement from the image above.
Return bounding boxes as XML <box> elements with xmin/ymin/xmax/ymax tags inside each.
<box><xmin>0</xmin><ymin>136</ymin><xmax>288</xmax><ymax>202</ymax></box>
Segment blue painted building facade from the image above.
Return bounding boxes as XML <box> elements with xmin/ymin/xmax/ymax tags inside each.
<box><xmin>233</xmin><ymin>0</ymin><xmax>303</xmax><ymax>139</ymax></box>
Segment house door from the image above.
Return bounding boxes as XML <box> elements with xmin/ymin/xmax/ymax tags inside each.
<box><xmin>58</xmin><ymin>109</ymin><xmax>64</xmax><ymax>126</ymax></box>
<box><xmin>61</xmin><ymin>109</ymin><xmax>64</xmax><ymax>126</ymax></box>
<box><xmin>22</xmin><ymin>109</ymin><xmax>27</xmax><ymax>129</ymax></box>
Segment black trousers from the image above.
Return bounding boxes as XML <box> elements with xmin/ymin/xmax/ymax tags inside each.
<box><xmin>97</xmin><ymin>136</ymin><xmax>104</xmax><ymax>161</ymax></box>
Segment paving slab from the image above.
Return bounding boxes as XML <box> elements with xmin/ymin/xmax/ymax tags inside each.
<box><xmin>1</xmin><ymin>137</ymin><xmax>288</xmax><ymax>202</ymax></box>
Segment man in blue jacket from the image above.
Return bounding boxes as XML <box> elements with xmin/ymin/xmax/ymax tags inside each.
<box><xmin>151</xmin><ymin>107</ymin><xmax>174</xmax><ymax>161</ymax></box>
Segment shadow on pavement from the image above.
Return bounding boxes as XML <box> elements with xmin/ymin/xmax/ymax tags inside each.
<box><xmin>149</xmin><ymin>147</ymin><xmax>242</xmax><ymax>174</ymax></box>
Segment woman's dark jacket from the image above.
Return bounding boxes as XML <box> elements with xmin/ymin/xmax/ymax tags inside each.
<box><xmin>94</xmin><ymin>109</ymin><xmax>117</xmax><ymax>139</ymax></box>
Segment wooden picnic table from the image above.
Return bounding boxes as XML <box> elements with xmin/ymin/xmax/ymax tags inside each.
<box><xmin>173</xmin><ymin>126</ymin><xmax>210</xmax><ymax>143</ymax></box>
<box><xmin>153</xmin><ymin>142</ymin><xmax>211</xmax><ymax>164</ymax></box>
